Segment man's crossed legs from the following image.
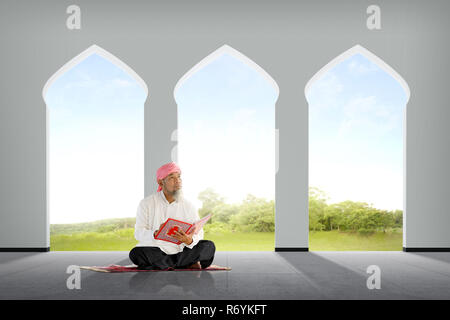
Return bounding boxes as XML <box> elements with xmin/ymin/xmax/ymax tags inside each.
<box><xmin>129</xmin><ymin>240</ymin><xmax>216</xmax><ymax>270</ymax></box>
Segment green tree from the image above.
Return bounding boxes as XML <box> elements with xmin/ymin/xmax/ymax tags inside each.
<box><xmin>211</xmin><ymin>203</ymin><xmax>239</xmax><ymax>223</ymax></box>
<box><xmin>392</xmin><ymin>209</ymin><xmax>403</xmax><ymax>228</ymax></box>
<box><xmin>229</xmin><ymin>195</ymin><xmax>275</xmax><ymax>232</ymax></box>
<box><xmin>309</xmin><ymin>187</ymin><xmax>329</xmax><ymax>231</ymax></box>
<box><xmin>198</xmin><ymin>187</ymin><xmax>225</xmax><ymax>221</ymax></box>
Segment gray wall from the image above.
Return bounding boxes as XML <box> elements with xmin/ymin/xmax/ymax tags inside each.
<box><xmin>0</xmin><ymin>0</ymin><xmax>449</xmax><ymax>250</ymax></box>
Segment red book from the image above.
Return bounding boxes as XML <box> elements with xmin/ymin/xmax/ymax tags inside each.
<box><xmin>154</xmin><ymin>214</ymin><xmax>212</xmax><ymax>245</ymax></box>
<box><xmin>154</xmin><ymin>218</ymin><xmax>194</xmax><ymax>245</ymax></box>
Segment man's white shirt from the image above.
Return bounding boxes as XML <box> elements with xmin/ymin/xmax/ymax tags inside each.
<box><xmin>134</xmin><ymin>191</ymin><xmax>204</xmax><ymax>254</ymax></box>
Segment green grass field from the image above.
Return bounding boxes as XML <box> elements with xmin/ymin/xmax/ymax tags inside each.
<box><xmin>50</xmin><ymin>229</ymin><xmax>402</xmax><ymax>251</ymax></box>
<box><xmin>309</xmin><ymin>230</ymin><xmax>403</xmax><ymax>251</ymax></box>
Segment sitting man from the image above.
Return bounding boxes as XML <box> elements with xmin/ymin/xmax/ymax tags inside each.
<box><xmin>129</xmin><ymin>162</ymin><xmax>216</xmax><ymax>270</ymax></box>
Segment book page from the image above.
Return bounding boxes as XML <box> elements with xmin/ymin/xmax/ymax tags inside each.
<box><xmin>192</xmin><ymin>213</ymin><xmax>212</xmax><ymax>235</ymax></box>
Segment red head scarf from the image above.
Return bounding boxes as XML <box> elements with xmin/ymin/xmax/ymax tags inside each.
<box><xmin>156</xmin><ymin>162</ymin><xmax>181</xmax><ymax>192</ymax></box>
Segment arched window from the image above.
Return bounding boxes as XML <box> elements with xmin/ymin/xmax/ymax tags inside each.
<box><xmin>305</xmin><ymin>45</ymin><xmax>409</xmax><ymax>250</ymax></box>
<box><xmin>174</xmin><ymin>45</ymin><xmax>278</xmax><ymax>248</ymax></box>
<box><xmin>43</xmin><ymin>45</ymin><xmax>147</xmax><ymax>232</ymax></box>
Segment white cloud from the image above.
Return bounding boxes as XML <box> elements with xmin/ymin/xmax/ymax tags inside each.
<box><xmin>337</xmin><ymin>95</ymin><xmax>401</xmax><ymax>139</ymax></box>
<box><xmin>230</xmin><ymin>108</ymin><xmax>257</xmax><ymax>125</ymax></box>
<box><xmin>50</xmin><ymin>144</ymin><xmax>144</xmax><ymax>224</ymax></box>
<box><xmin>63</xmin><ymin>74</ymin><xmax>136</xmax><ymax>94</ymax></box>
<box><xmin>347</xmin><ymin>59</ymin><xmax>379</xmax><ymax>75</ymax></box>
<box><xmin>111</xmin><ymin>78</ymin><xmax>135</xmax><ymax>88</ymax></box>
<box><xmin>308</xmin><ymin>71</ymin><xmax>344</xmax><ymax>99</ymax></box>
<box><xmin>306</xmin><ymin>71</ymin><xmax>344</xmax><ymax>119</ymax></box>
<box><xmin>309</xmin><ymin>157</ymin><xmax>403</xmax><ymax>211</ymax></box>
<box><xmin>49</xmin><ymin>116</ymin><xmax>144</xmax><ymax>224</ymax></box>
<box><xmin>178</xmin><ymin>117</ymin><xmax>275</xmax><ymax>207</ymax></box>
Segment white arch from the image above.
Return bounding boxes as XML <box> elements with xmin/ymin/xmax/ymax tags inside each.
<box><xmin>173</xmin><ymin>44</ymin><xmax>279</xmax><ymax>101</ymax></box>
<box><xmin>304</xmin><ymin>44</ymin><xmax>410</xmax><ymax>103</ymax></box>
<box><xmin>305</xmin><ymin>44</ymin><xmax>409</xmax><ymax>249</ymax></box>
<box><xmin>42</xmin><ymin>44</ymin><xmax>148</xmax><ymax>101</ymax></box>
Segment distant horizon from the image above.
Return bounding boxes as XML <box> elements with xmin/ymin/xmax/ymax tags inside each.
<box><xmin>49</xmin><ymin>185</ymin><xmax>402</xmax><ymax>225</ymax></box>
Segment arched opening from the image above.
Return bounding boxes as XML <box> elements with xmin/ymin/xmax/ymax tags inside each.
<box><xmin>174</xmin><ymin>44</ymin><xmax>279</xmax><ymax>251</ymax></box>
<box><xmin>43</xmin><ymin>44</ymin><xmax>148</xmax><ymax>250</ymax></box>
<box><xmin>305</xmin><ymin>45</ymin><xmax>409</xmax><ymax>251</ymax></box>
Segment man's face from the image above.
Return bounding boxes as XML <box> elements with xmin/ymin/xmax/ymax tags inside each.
<box><xmin>160</xmin><ymin>172</ymin><xmax>182</xmax><ymax>194</ymax></box>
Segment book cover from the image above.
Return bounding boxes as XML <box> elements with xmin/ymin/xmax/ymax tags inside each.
<box><xmin>154</xmin><ymin>218</ymin><xmax>193</xmax><ymax>244</ymax></box>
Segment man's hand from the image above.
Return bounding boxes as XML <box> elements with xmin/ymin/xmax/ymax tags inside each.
<box><xmin>172</xmin><ymin>229</ymin><xmax>193</xmax><ymax>245</ymax></box>
<box><xmin>187</xmin><ymin>225</ymin><xmax>196</xmax><ymax>235</ymax></box>
<box><xmin>153</xmin><ymin>222</ymin><xmax>165</xmax><ymax>238</ymax></box>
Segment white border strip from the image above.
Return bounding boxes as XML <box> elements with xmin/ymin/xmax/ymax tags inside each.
<box><xmin>42</xmin><ymin>44</ymin><xmax>148</xmax><ymax>101</ymax></box>
<box><xmin>304</xmin><ymin>44</ymin><xmax>410</xmax><ymax>103</ymax></box>
<box><xmin>173</xmin><ymin>44</ymin><xmax>279</xmax><ymax>100</ymax></box>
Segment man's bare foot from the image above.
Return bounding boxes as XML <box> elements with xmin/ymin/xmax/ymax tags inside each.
<box><xmin>187</xmin><ymin>261</ymin><xmax>202</xmax><ymax>269</ymax></box>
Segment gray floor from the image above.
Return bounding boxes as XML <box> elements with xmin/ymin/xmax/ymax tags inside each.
<box><xmin>0</xmin><ymin>251</ymin><xmax>449</xmax><ymax>300</ymax></box>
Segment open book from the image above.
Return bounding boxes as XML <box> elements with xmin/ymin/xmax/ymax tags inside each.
<box><xmin>154</xmin><ymin>214</ymin><xmax>212</xmax><ymax>244</ymax></box>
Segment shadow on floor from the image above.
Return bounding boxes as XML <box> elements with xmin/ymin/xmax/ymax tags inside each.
<box><xmin>0</xmin><ymin>252</ymin><xmax>42</xmax><ymax>264</ymax></box>
<box><xmin>275</xmin><ymin>252</ymin><xmax>382</xmax><ymax>299</ymax></box>
<box><xmin>408</xmin><ymin>252</ymin><xmax>450</xmax><ymax>265</ymax></box>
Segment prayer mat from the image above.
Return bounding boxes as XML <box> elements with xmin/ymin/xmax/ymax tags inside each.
<box><xmin>79</xmin><ymin>264</ymin><xmax>231</xmax><ymax>273</ymax></box>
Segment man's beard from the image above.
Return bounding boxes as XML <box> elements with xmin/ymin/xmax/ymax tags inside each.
<box><xmin>172</xmin><ymin>187</ymin><xmax>183</xmax><ymax>201</ymax></box>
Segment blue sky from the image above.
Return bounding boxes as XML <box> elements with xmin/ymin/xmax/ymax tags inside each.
<box><xmin>45</xmin><ymin>53</ymin><xmax>146</xmax><ymax>224</ymax></box>
<box><xmin>175</xmin><ymin>53</ymin><xmax>277</xmax><ymax>207</ymax></box>
<box><xmin>307</xmin><ymin>53</ymin><xmax>407</xmax><ymax>210</ymax></box>
<box><xmin>45</xmin><ymin>51</ymin><xmax>406</xmax><ymax>224</ymax></box>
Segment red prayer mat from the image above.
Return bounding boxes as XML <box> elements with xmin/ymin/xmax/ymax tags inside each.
<box><xmin>79</xmin><ymin>264</ymin><xmax>231</xmax><ymax>273</ymax></box>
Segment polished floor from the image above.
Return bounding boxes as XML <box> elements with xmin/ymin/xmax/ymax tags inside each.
<box><xmin>0</xmin><ymin>251</ymin><xmax>449</xmax><ymax>300</ymax></box>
